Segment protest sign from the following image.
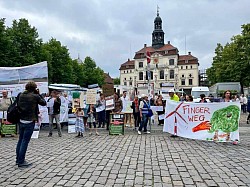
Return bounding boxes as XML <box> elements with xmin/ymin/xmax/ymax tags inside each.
<box><xmin>163</xmin><ymin>100</ymin><xmax>240</xmax><ymax>142</ymax></box>
<box><xmin>86</xmin><ymin>90</ymin><xmax>97</xmax><ymax>104</ymax></box>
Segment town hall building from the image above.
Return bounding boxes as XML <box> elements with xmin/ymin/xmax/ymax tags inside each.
<box><xmin>119</xmin><ymin>10</ymin><xmax>199</xmax><ymax>95</ymax></box>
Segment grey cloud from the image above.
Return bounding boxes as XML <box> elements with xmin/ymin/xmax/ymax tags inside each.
<box><xmin>0</xmin><ymin>0</ymin><xmax>249</xmax><ymax>78</ymax></box>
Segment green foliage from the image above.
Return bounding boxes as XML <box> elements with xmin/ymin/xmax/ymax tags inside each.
<box><xmin>207</xmin><ymin>24</ymin><xmax>250</xmax><ymax>91</ymax></box>
<box><xmin>113</xmin><ymin>77</ymin><xmax>120</xmax><ymax>85</ymax></box>
<box><xmin>0</xmin><ymin>18</ymin><xmax>107</xmax><ymax>87</ymax></box>
<box><xmin>82</xmin><ymin>57</ymin><xmax>105</xmax><ymax>87</ymax></box>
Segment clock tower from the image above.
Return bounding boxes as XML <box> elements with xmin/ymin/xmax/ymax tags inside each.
<box><xmin>152</xmin><ymin>7</ymin><xmax>165</xmax><ymax>49</ymax></box>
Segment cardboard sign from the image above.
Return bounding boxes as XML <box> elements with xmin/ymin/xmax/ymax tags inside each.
<box><xmin>86</xmin><ymin>90</ymin><xmax>97</xmax><ymax>104</ymax></box>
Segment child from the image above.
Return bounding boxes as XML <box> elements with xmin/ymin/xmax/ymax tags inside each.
<box><xmin>87</xmin><ymin>104</ymin><xmax>99</xmax><ymax>136</ymax></box>
<box><xmin>75</xmin><ymin>107</ymin><xmax>84</xmax><ymax>137</ymax></box>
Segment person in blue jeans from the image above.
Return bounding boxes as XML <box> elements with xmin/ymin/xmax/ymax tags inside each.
<box><xmin>138</xmin><ymin>94</ymin><xmax>151</xmax><ymax>135</ymax></box>
<box><xmin>16</xmin><ymin>81</ymin><xmax>46</xmax><ymax>168</ymax></box>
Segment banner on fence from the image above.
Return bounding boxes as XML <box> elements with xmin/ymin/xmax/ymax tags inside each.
<box><xmin>163</xmin><ymin>100</ymin><xmax>240</xmax><ymax>142</ymax></box>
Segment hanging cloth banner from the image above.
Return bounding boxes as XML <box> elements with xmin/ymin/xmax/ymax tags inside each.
<box><xmin>163</xmin><ymin>100</ymin><xmax>240</xmax><ymax>142</ymax></box>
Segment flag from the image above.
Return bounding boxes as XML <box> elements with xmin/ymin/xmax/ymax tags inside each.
<box><xmin>146</xmin><ymin>51</ymin><xmax>151</xmax><ymax>64</ymax></box>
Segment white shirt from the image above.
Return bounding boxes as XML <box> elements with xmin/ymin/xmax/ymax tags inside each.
<box><xmin>120</xmin><ymin>96</ymin><xmax>129</xmax><ymax>112</ymax></box>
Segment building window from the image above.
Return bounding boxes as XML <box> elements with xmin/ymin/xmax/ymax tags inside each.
<box><xmin>124</xmin><ymin>71</ymin><xmax>125</xmax><ymax>73</ymax></box>
<box><xmin>189</xmin><ymin>74</ymin><xmax>192</xmax><ymax>78</ymax></box>
<box><xmin>130</xmin><ymin>77</ymin><xmax>132</xmax><ymax>80</ymax></box>
<box><xmin>181</xmin><ymin>79</ymin><xmax>185</xmax><ymax>86</ymax></box>
<box><xmin>124</xmin><ymin>82</ymin><xmax>127</xmax><ymax>86</ymax></box>
<box><xmin>124</xmin><ymin>78</ymin><xmax>126</xmax><ymax>80</ymax></box>
<box><xmin>182</xmin><ymin>74</ymin><xmax>184</xmax><ymax>78</ymax></box>
<box><xmin>181</xmin><ymin>66</ymin><xmax>183</xmax><ymax>69</ymax></box>
<box><xmin>189</xmin><ymin>79</ymin><xmax>193</xmax><ymax>85</ymax></box>
<box><xmin>190</xmin><ymin>65</ymin><xmax>192</xmax><ymax>69</ymax></box>
<box><xmin>127</xmin><ymin>70</ymin><xmax>128</xmax><ymax>73</ymax></box>
<box><xmin>139</xmin><ymin>72</ymin><xmax>143</xmax><ymax>80</ymax></box>
<box><xmin>146</xmin><ymin>71</ymin><xmax>153</xmax><ymax>80</ymax></box>
<box><xmin>160</xmin><ymin>70</ymin><xmax>164</xmax><ymax>79</ymax></box>
<box><xmin>169</xmin><ymin>59</ymin><xmax>174</xmax><ymax>65</ymax></box>
<box><xmin>170</xmin><ymin>70</ymin><xmax>175</xmax><ymax>79</ymax></box>
<box><xmin>185</xmin><ymin>60</ymin><xmax>188</xmax><ymax>63</ymax></box>
<box><xmin>139</xmin><ymin>62</ymin><xmax>143</xmax><ymax>68</ymax></box>
<box><xmin>165</xmin><ymin>51</ymin><xmax>168</xmax><ymax>54</ymax></box>
<box><xmin>130</xmin><ymin>81</ymin><xmax>132</xmax><ymax>86</ymax></box>
<box><xmin>130</xmin><ymin>70</ymin><xmax>132</xmax><ymax>73</ymax></box>
<box><xmin>186</xmin><ymin>66</ymin><xmax>188</xmax><ymax>69</ymax></box>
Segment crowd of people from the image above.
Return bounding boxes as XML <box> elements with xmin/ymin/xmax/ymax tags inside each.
<box><xmin>0</xmin><ymin>81</ymin><xmax>250</xmax><ymax>168</ymax></box>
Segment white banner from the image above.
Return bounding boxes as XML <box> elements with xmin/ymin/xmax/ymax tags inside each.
<box><xmin>163</xmin><ymin>100</ymin><xmax>240</xmax><ymax>142</ymax></box>
<box><xmin>0</xmin><ymin>61</ymin><xmax>48</xmax><ymax>96</ymax></box>
<box><xmin>59</xmin><ymin>96</ymin><xmax>69</xmax><ymax>122</ymax></box>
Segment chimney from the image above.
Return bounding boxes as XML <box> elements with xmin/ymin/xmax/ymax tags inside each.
<box><xmin>188</xmin><ymin>52</ymin><xmax>191</xmax><ymax>55</ymax></box>
<box><xmin>168</xmin><ymin>41</ymin><xmax>170</xmax><ymax>44</ymax></box>
<box><xmin>144</xmin><ymin>44</ymin><xmax>147</xmax><ymax>48</ymax></box>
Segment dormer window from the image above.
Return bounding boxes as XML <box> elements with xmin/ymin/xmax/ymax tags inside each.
<box><xmin>165</xmin><ymin>51</ymin><xmax>168</xmax><ymax>54</ymax></box>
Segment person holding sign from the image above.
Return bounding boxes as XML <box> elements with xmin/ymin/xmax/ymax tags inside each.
<box><xmin>138</xmin><ymin>94</ymin><xmax>151</xmax><ymax>135</ymax></box>
<box><xmin>96</xmin><ymin>93</ymin><xmax>106</xmax><ymax>128</ymax></box>
<box><xmin>154</xmin><ymin>94</ymin><xmax>165</xmax><ymax>126</ymax></box>
<box><xmin>113</xmin><ymin>92</ymin><xmax>122</xmax><ymax>113</ymax></box>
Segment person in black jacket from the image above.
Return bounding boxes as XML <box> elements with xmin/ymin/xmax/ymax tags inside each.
<box><xmin>47</xmin><ymin>90</ymin><xmax>62</xmax><ymax>137</ymax></box>
<box><xmin>16</xmin><ymin>81</ymin><xmax>46</xmax><ymax>168</ymax></box>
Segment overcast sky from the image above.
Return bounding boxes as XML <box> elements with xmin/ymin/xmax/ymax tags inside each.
<box><xmin>0</xmin><ymin>0</ymin><xmax>249</xmax><ymax>78</ymax></box>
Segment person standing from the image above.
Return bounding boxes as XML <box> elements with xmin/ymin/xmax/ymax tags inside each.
<box><xmin>131</xmin><ymin>95</ymin><xmax>141</xmax><ymax>130</ymax></box>
<box><xmin>247</xmin><ymin>96</ymin><xmax>250</xmax><ymax>124</ymax></box>
<box><xmin>199</xmin><ymin>94</ymin><xmax>207</xmax><ymax>103</ymax></box>
<box><xmin>222</xmin><ymin>90</ymin><xmax>232</xmax><ymax>102</ymax></box>
<box><xmin>138</xmin><ymin>94</ymin><xmax>151</xmax><ymax>135</ymax></box>
<box><xmin>242</xmin><ymin>94</ymin><xmax>248</xmax><ymax>113</ymax></box>
<box><xmin>121</xmin><ymin>91</ymin><xmax>130</xmax><ymax>125</ymax></box>
<box><xmin>16</xmin><ymin>81</ymin><xmax>46</xmax><ymax>168</ymax></box>
<box><xmin>75</xmin><ymin>107</ymin><xmax>84</xmax><ymax>137</ymax></box>
<box><xmin>96</xmin><ymin>93</ymin><xmax>106</xmax><ymax>128</ymax></box>
<box><xmin>47</xmin><ymin>90</ymin><xmax>62</xmax><ymax>137</ymax></box>
<box><xmin>168</xmin><ymin>89</ymin><xmax>180</xmax><ymax>101</ymax></box>
<box><xmin>113</xmin><ymin>92</ymin><xmax>122</xmax><ymax>113</ymax></box>
<box><xmin>87</xmin><ymin>104</ymin><xmax>99</xmax><ymax>136</ymax></box>
<box><xmin>154</xmin><ymin>94</ymin><xmax>165</xmax><ymax>126</ymax></box>
<box><xmin>0</xmin><ymin>90</ymin><xmax>12</xmax><ymax>121</ymax></box>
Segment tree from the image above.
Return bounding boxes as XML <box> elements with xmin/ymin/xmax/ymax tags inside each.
<box><xmin>6</xmin><ymin>18</ymin><xmax>43</xmax><ymax>66</ymax></box>
<box><xmin>0</xmin><ymin>18</ymin><xmax>13</xmax><ymax>66</ymax></box>
<box><xmin>42</xmin><ymin>38</ymin><xmax>73</xmax><ymax>84</ymax></box>
<box><xmin>113</xmin><ymin>77</ymin><xmax>120</xmax><ymax>85</ymax></box>
<box><xmin>82</xmin><ymin>57</ymin><xmax>105</xmax><ymax>87</ymax></box>
<box><xmin>207</xmin><ymin>23</ymin><xmax>250</xmax><ymax>92</ymax></box>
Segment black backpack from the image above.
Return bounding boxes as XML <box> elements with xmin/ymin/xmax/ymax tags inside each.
<box><xmin>7</xmin><ymin>94</ymin><xmax>21</xmax><ymax>124</ymax></box>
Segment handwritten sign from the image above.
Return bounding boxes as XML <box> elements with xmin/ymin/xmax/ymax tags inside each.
<box><xmin>86</xmin><ymin>90</ymin><xmax>96</xmax><ymax>104</ymax></box>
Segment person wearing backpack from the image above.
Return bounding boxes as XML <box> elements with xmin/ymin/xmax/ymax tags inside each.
<box><xmin>47</xmin><ymin>90</ymin><xmax>62</xmax><ymax>137</ymax></box>
<box><xmin>16</xmin><ymin>81</ymin><xmax>46</xmax><ymax>168</ymax></box>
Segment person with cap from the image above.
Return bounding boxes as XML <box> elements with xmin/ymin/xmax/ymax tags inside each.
<box><xmin>138</xmin><ymin>94</ymin><xmax>151</xmax><ymax>135</ymax></box>
<box><xmin>168</xmin><ymin>89</ymin><xmax>179</xmax><ymax>101</ymax></box>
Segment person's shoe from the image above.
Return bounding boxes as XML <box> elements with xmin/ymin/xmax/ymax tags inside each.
<box><xmin>89</xmin><ymin>132</ymin><xmax>92</xmax><ymax>136</ymax></box>
<box><xmin>76</xmin><ymin>134</ymin><xmax>80</xmax><ymax>138</ymax></box>
<box><xmin>138</xmin><ymin>131</ymin><xmax>142</xmax><ymax>135</ymax></box>
<box><xmin>96</xmin><ymin>132</ymin><xmax>100</xmax><ymax>136</ymax></box>
<box><xmin>80</xmin><ymin>133</ymin><xmax>83</xmax><ymax>137</ymax></box>
<box><xmin>144</xmin><ymin>131</ymin><xmax>151</xmax><ymax>134</ymax></box>
<box><xmin>170</xmin><ymin>134</ymin><xmax>178</xmax><ymax>138</ymax></box>
<box><xmin>59</xmin><ymin>134</ymin><xmax>62</xmax><ymax>137</ymax></box>
<box><xmin>18</xmin><ymin>161</ymin><xmax>32</xmax><ymax>168</ymax></box>
<box><xmin>48</xmin><ymin>134</ymin><xmax>52</xmax><ymax>137</ymax></box>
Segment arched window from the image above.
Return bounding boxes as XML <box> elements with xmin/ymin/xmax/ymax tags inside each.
<box><xmin>139</xmin><ymin>62</ymin><xmax>143</xmax><ymax>68</ymax></box>
<box><xmin>139</xmin><ymin>72</ymin><xmax>143</xmax><ymax>80</ymax></box>
<box><xmin>160</xmin><ymin>70</ymin><xmax>164</xmax><ymax>79</ymax></box>
<box><xmin>170</xmin><ymin>70</ymin><xmax>175</xmax><ymax>79</ymax></box>
<box><xmin>169</xmin><ymin>59</ymin><xmax>174</xmax><ymax>65</ymax></box>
